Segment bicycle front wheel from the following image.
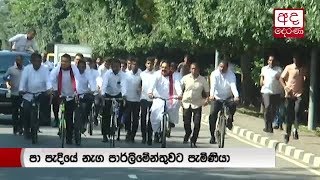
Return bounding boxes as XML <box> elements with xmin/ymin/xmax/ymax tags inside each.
<box><xmin>30</xmin><ymin>106</ymin><xmax>39</xmax><ymax>144</ymax></box>
<box><xmin>109</xmin><ymin>113</ymin><xmax>116</xmax><ymax>148</ymax></box>
<box><xmin>218</xmin><ymin>115</ymin><xmax>226</xmax><ymax>148</ymax></box>
<box><xmin>161</xmin><ymin>114</ymin><xmax>168</xmax><ymax>148</ymax></box>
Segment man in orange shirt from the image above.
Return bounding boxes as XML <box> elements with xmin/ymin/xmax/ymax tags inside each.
<box><xmin>280</xmin><ymin>54</ymin><xmax>307</xmax><ymax>144</ymax></box>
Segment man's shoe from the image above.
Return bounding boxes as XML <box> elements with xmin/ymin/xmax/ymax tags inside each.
<box><xmin>293</xmin><ymin>131</ymin><xmax>299</xmax><ymax>140</ymax></box>
<box><xmin>227</xmin><ymin>120</ymin><xmax>233</xmax><ymax>130</ymax></box>
<box><xmin>210</xmin><ymin>137</ymin><xmax>216</xmax><ymax>144</ymax></box>
<box><xmin>66</xmin><ymin>139</ymin><xmax>72</xmax><ymax>145</ymax></box>
<box><xmin>183</xmin><ymin>134</ymin><xmax>190</xmax><ymax>144</ymax></box>
<box><xmin>284</xmin><ymin>134</ymin><xmax>289</xmax><ymax>144</ymax></box>
<box><xmin>102</xmin><ymin>136</ymin><xmax>109</xmax><ymax>143</ymax></box>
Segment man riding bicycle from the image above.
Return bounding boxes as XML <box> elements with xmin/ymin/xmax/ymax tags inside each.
<box><xmin>209</xmin><ymin>60</ymin><xmax>239</xmax><ymax>144</ymax></box>
<box><xmin>148</xmin><ymin>60</ymin><xmax>182</xmax><ymax>143</ymax></box>
<box><xmin>75</xmin><ymin>59</ymin><xmax>97</xmax><ymax>136</ymax></box>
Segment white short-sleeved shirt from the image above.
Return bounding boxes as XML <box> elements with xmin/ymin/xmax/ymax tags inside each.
<box><xmin>260</xmin><ymin>65</ymin><xmax>283</xmax><ymax>94</ymax></box>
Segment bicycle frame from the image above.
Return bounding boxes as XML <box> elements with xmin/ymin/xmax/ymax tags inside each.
<box><xmin>104</xmin><ymin>97</ymin><xmax>122</xmax><ymax>147</ymax></box>
<box><xmin>28</xmin><ymin>92</ymin><xmax>43</xmax><ymax>144</ymax></box>
<box><xmin>58</xmin><ymin>95</ymin><xmax>75</xmax><ymax>148</ymax></box>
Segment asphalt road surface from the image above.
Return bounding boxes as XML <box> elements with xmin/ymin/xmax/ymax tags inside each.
<box><xmin>0</xmin><ymin>113</ymin><xmax>319</xmax><ymax>180</ymax></box>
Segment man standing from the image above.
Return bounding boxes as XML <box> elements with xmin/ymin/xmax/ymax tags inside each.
<box><xmin>170</xmin><ymin>62</ymin><xmax>182</xmax><ymax>83</ymax></box>
<box><xmin>19</xmin><ymin>53</ymin><xmax>51</xmax><ymax>142</ymax></box>
<box><xmin>140</xmin><ymin>57</ymin><xmax>155</xmax><ymax>145</ymax></box>
<box><xmin>178</xmin><ymin>54</ymin><xmax>191</xmax><ymax>77</ymax></box>
<box><xmin>42</xmin><ymin>51</ymin><xmax>54</xmax><ymax>71</ymax></box>
<box><xmin>101</xmin><ymin>58</ymin><xmax>127</xmax><ymax>142</ymax></box>
<box><xmin>4</xmin><ymin>55</ymin><xmax>24</xmax><ymax>135</ymax></box>
<box><xmin>148</xmin><ymin>61</ymin><xmax>182</xmax><ymax>142</ymax></box>
<box><xmin>209</xmin><ymin>60</ymin><xmax>239</xmax><ymax>144</ymax></box>
<box><xmin>50</xmin><ymin>54</ymin><xmax>80</xmax><ymax>144</ymax></box>
<box><xmin>9</xmin><ymin>29</ymin><xmax>38</xmax><ymax>53</ymax></box>
<box><xmin>98</xmin><ymin>57</ymin><xmax>111</xmax><ymax>78</ymax></box>
<box><xmin>280</xmin><ymin>54</ymin><xmax>307</xmax><ymax>144</ymax></box>
<box><xmin>126</xmin><ymin>57</ymin><xmax>142</xmax><ymax>75</ymax></box>
<box><xmin>123</xmin><ymin>58</ymin><xmax>141</xmax><ymax>143</ymax></box>
<box><xmin>260</xmin><ymin>55</ymin><xmax>283</xmax><ymax>133</ymax></box>
<box><xmin>181</xmin><ymin>63</ymin><xmax>209</xmax><ymax>147</ymax></box>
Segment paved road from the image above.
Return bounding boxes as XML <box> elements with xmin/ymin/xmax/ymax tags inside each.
<box><xmin>0</xmin><ymin>114</ymin><xmax>319</xmax><ymax>179</ymax></box>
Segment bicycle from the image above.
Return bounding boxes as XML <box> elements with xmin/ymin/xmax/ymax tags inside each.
<box><xmin>215</xmin><ymin>98</ymin><xmax>235</xmax><ymax>148</ymax></box>
<box><xmin>26</xmin><ymin>91</ymin><xmax>44</xmax><ymax>144</ymax></box>
<box><xmin>104</xmin><ymin>97</ymin><xmax>123</xmax><ymax>148</ymax></box>
<box><xmin>74</xmin><ymin>93</ymin><xmax>86</xmax><ymax>146</ymax></box>
<box><xmin>152</xmin><ymin>96</ymin><xmax>178</xmax><ymax>148</ymax></box>
<box><xmin>58</xmin><ymin>95</ymin><xmax>74</xmax><ymax>148</ymax></box>
<box><xmin>88</xmin><ymin>101</ymin><xmax>95</xmax><ymax>136</ymax></box>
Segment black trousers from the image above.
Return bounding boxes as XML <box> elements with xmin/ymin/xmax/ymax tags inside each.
<box><xmin>286</xmin><ymin>97</ymin><xmax>302</xmax><ymax>136</ymax></box>
<box><xmin>52</xmin><ymin>95</ymin><xmax>60</xmax><ymax>120</ymax></box>
<box><xmin>11</xmin><ymin>95</ymin><xmax>23</xmax><ymax>132</ymax></box>
<box><xmin>125</xmin><ymin>101</ymin><xmax>140</xmax><ymax>137</ymax></box>
<box><xmin>75</xmin><ymin>95</ymin><xmax>93</xmax><ymax>129</ymax></box>
<box><xmin>183</xmin><ymin>106</ymin><xmax>202</xmax><ymax>143</ymax></box>
<box><xmin>101</xmin><ymin>93</ymin><xmax>123</xmax><ymax>136</ymax></box>
<box><xmin>262</xmin><ymin>94</ymin><xmax>281</xmax><ymax>131</ymax></box>
<box><xmin>140</xmin><ymin>100</ymin><xmax>153</xmax><ymax>140</ymax></box>
<box><xmin>209</xmin><ymin>100</ymin><xmax>236</xmax><ymax>138</ymax></box>
<box><xmin>40</xmin><ymin>94</ymin><xmax>51</xmax><ymax>125</ymax></box>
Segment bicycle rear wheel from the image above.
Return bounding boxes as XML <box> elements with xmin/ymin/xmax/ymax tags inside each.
<box><xmin>109</xmin><ymin>114</ymin><xmax>116</xmax><ymax>148</ymax></box>
<box><xmin>60</xmin><ymin>119</ymin><xmax>66</xmax><ymax>148</ymax></box>
<box><xmin>161</xmin><ymin>114</ymin><xmax>168</xmax><ymax>148</ymax></box>
<box><xmin>218</xmin><ymin>115</ymin><xmax>226</xmax><ymax>148</ymax></box>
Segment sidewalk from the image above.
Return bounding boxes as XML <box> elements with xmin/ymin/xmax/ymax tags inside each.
<box><xmin>200</xmin><ymin>106</ymin><xmax>320</xmax><ymax>167</ymax></box>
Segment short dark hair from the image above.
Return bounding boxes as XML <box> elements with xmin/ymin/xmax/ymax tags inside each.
<box><xmin>104</xmin><ymin>57</ymin><xmax>112</xmax><ymax>64</ymax></box>
<box><xmin>219</xmin><ymin>60</ymin><xmax>229</xmax><ymax>67</ymax></box>
<box><xmin>77</xmin><ymin>59</ymin><xmax>86</xmax><ymax>66</ymax></box>
<box><xmin>61</xmin><ymin>53</ymin><xmax>71</xmax><ymax>62</ymax></box>
<box><xmin>146</xmin><ymin>57</ymin><xmax>155</xmax><ymax>63</ymax></box>
<box><xmin>111</xmin><ymin>58</ymin><xmax>121</xmax><ymax>66</ymax></box>
<box><xmin>28</xmin><ymin>28</ymin><xmax>36</xmax><ymax>34</ymax></box>
<box><xmin>75</xmin><ymin>53</ymin><xmax>84</xmax><ymax>59</ymax></box>
<box><xmin>191</xmin><ymin>62</ymin><xmax>199</xmax><ymax>69</ymax></box>
<box><xmin>31</xmin><ymin>53</ymin><xmax>41</xmax><ymax>61</ymax></box>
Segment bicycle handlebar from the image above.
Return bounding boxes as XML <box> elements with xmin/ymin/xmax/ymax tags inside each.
<box><xmin>152</xmin><ymin>96</ymin><xmax>179</xmax><ymax>101</ymax></box>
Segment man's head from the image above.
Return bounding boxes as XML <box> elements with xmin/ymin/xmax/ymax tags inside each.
<box><xmin>130</xmin><ymin>57</ymin><xmax>139</xmax><ymax>74</ymax></box>
<box><xmin>127</xmin><ymin>56</ymin><xmax>134</xmax><ymax>71</ymax></box>
<box><xmin>218</xmin><ymin>60</ymin><xmax>229</xmax><ymax>74</ymax></box>
<box><xmin>170</xmin><ymin>62</ymin><xmax>177</xmax><ymax>72</ymax></box>
<box><xmin>77</xmin><ymin>59</ymin><xmax>87</xmax><ymax>74</ymax></box>
<box><xmin>27</xmin><ymin>28</ymin><xmax>36</xmax><ymax>40</ymax></box>
<box><xmin>267</xmin><ymin>55</ymin><xmax>276</xmax><ymax>67</ymax></box>
<box><xmin>111</xmin><ymin>58</ymin><xmax>121</xmax><ymax>75</ymax></box>
<box><xmin>96</xmin><ymin>56</ymin><xmax>103</xmax><ymax>66</ymax></box>
<box><xmin>15</xmin><ymin>55</ymin><xmax>23</xmax><ymax>69</ymax></box>
<box><xmin>190</xmin><ymin>63</ymin><xmax>200</xmax><ymax>76</ymax></box>
<box><xmin>61</xmin><ymin>54</ymin><xmax>72</xmax><ymax>70</ymax></box>
<box><xmin>104</xmin><ymin>57</ymin><xmax>112</xmax><ymax>69</ymax></box>
<box><xmin>184</xmin><ymin>54</ymin><xmax>190</xmax><ymax>64</ymax></box>
<box><xmin>161</xmin><ymin>60</ymin><xmax>170</xmax><ymax>76</ymax></box>
<box><xmin>74</xmin><ymin>53</ymin><xmax>84</xmax><ymax>66</ymax></box>
<box><xmin>145</xmin><ymin>57</ymin><xmax>154</xmax><ymax>71</ymax></box>
<box><xmin>293</xmin><ymin>54</ymin><xmax>303</xmax><ymax>68</ymax></box>
<box><xmin>120</xmin><ymin>59</ymin><xmax>127</xmax><ymax>72</ymax></box>
<box><xmin>30</xmin><ymin>53</ymin><xmax>42</xmax><ymax>70</ymax></box>
<box><xmin>88</xmin><ymin>58</ymin><xmax>97</xmax><ymax>69</ymax></box>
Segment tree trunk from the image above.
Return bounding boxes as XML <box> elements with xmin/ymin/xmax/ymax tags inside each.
<box><xmin>240</xmin><ymin>53</ymin><xmax>255</xmax><ymax>106</ymax></box>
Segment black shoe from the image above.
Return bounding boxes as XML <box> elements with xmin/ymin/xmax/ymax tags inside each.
<box><xmin>130</xmin><ymin>135</ymin><xmax>135</xmax><ymax>143</ymax></box>
<box><xmin>269</xmin><ymin>128</ymin><xmax>274</xmax><ymax>133</ymax></box>
<box><xmin>169</xmin><ymin>122</ymin><xmax>175</xmax><ymax>128</ymax></box>
<box><xmin>102</xmin><ymin>136</ymin><xmax>109</xmax><ymax>143</ymax></box>
<box><xmin>94</xmin><ymin>117</ymin><xmax>98</xmax><ymax>126</ymax></box>
<box><xmin>13</xmin><ymin>127</ymin><xmax>17</xmax><ymax>135</ymax></box>
<box><xmin>263</xmin><ymin>128</ymin><xmax>269</xmax><ymax>133</ymax></box>
<box><xmin>154</xmin><ymin>133</ymin><xmax>160</xmax><ymax>143</ymax></box>
<box><xmin>183</xmin><ymin>135</ymin><xmax>190</xmax><ymax>144</ymax></box>
<box><xmin>18</xmin><ymin>128</ymin><xmax>23</xmax><ymax>135</ymax></box>
<box><xmin>280</xmin><ymin>125</ymin><xmax>283</xmax><ymax>131</ymax></box>
<box><xmin>142</xmin><ymin>137</ymin><xmax>146</xmax><ymax>144</ymax></box>
<box><xmin>227</xmin><ymin>120</ymin><xmax>233</xmax><ymax>130</ymax></box>
<box><xmin>210</xmin><ymin>137</ymin><xmax>216</xmax><ymax>144</ymax></box>
<box><xmin>293</xmin><ymin>131</ymin><xmax>299</xmax><ymax>140</ymax></box>
<box><xmin>191</xmin><ymin>142</ymin><xmax>197</xmax><ymax>148</ymax></box>
<box><xmin>125</xmin><ymin>133</ymin><xmax>131</xmax><ymax>142</ymax></box>
<box><xmin>284</xmin><ymin>134</ymin><xmax>289</xmax><ymax>144</ymax></box>
<box><xmin>147</xmin><ymin>140</ymin><xmax>152</xmax><ymax>146</ymax></box>
<box><xmin>66</xmin><ymin>139</ymin><xmax>72</xmax><ymax>145</ymax></box>
<box><xmin>273</xmin><ymin>126</ymin><xmax>279</xmax><ymax>129</ymax></box>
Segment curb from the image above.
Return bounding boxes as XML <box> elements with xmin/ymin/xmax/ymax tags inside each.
<box><xmin>230</xmin><ymin>125</ymin><xmax>320</xmax><ymax>168</ymax></box>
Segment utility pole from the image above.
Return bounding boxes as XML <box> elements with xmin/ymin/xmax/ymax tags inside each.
<box><xmin>308</xmin><ymin>48</ymin><xmax>318</xmax><ymax>130</ymax></box>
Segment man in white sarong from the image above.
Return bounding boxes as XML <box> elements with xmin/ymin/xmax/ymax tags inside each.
<box><xmin>148</xmin><ymin>61</ymin><xmax>182</xmax><ymax>142</ymax></box>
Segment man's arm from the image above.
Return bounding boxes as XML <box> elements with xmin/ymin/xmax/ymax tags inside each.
<box><xmin>209</xmin><ymin>71</ymin><xmax>216</xmax><ymax>100</ymax></box>
<box><xmin>260</xmin><ymin>67</ymin><xmax>264</xmax><ymax>87</ymax></box>
<box><xmin>147</xmin><ymin>74</ymin><xmax>158</xmax><ymax>98</ymax></box>
<box><xmin>31</xmin><ymin>40</ymin><xmax>38</xmax><ymax>53</ymax></box>
<box><xmin>229</xmin><ymin>73</ymin><xmax>239</xmax><ymax>99</ymax></box>
<box><xmin>18</xmin><ymin>67</ymin><xmax>28</xmax><ymax>93</ymax></box>
<box><xmin>8</xmin><ymin>34</ymin><xmax>22</xmax><ymax>43</ymax></box>
<box><xmin>101</xmin><ymin>71</ymin><xmax>109</xmax><ymax>96</ymax></box>
<box><xmin>280</xmin><ymin>66</ymin><xmax>288</xmax><ymax>89</ymax></box>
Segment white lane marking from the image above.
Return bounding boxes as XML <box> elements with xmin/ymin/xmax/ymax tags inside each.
<box><xmin>128</xmin><ymin>174</ymin><xmax>138</xmax><ymax>179</ymax></box>
<box><xmin>201</xmin><ymin>121</ymin><xmax>320</xmax><ymax>176</ymax></box>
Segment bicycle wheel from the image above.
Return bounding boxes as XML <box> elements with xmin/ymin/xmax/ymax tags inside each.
<box><xmin>88</xmin><ymin>106</ymin><xmax>94</xmax><ymax>136</ymax></box>
<box><xmin>30</xmin><ymin>106</ymin><xmax>38</xmax><ymax>144</ymax></box>
<box><xmin>109</xmin><ymin>113</ymin><xmax>116</xmax><ymax>148</ymax></box>
<box><xmin>218</xmin><ymin>115</ymin><xmax>226</xmax><ymax>148</ymax></box>
<box><xmin>60</xmin><ymin>119</ymin><xmax>66</xmax><ymax>148</ymax></box>
<box><xmin>161</xmin><ymin>114</ymin><xmax>168</xmax><ymax>148</ymax></box>
<box><xmin>74</xmin><ymin>107</ymin><xmax>82</xmax><ymax>146</ymax></box>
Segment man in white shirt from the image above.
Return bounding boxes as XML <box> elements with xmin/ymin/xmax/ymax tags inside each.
<box><xmin>126</xmin><ymin>57</ymin><xmax>142</xmax><ymax>75</ymax></box>
<box><xmin>98</xmin><ymin>57</ymin><xmax>111</xmax><ymax>77</ymax></box>
<box><xmin>260</xmin><ymin>55</ymin><xmax>283</xmax><ymax>133</ymax></box>
<box><xmin>148</xmin><ymin>61</ymin><xmax>182</xmax><ymax>143</ymax></box>
<box><xmin>209</xmin><ymin>60</ymin><xmax>239</xmax><ymax>144</ymax></box>
<box><xmin>50</xmin><ymin>53</ymin><xmax>80</xmax><ymax>145</ymax></box>
<box><xmin>9</xmin><ymin>29</ymin><xmax>38</xmax><ymax>53</ymax></box>
<box><xmin>140</xmin><ymin>57</ymin><xmax>155</xmax><ymax>145</ymax></box>
<box><xmin>42</xmin><ymin>51</ymin><xmax>54</xmax><ymax>71</ymax></box>
<box><xmin>19</xmin><ymin>53</ymin><xmax>51</xmax><ymax>141</ymax></box>
<box><xmin>170</xmin><ymin>62</ymin><xmax>182</xmax><ymax>83</ymax></box>
<box><xmin>4</xmin><ymin>55</ymin><xmax>24</xmax><ymax>135</ymax></box>
<box><xmin>101</xmin><ymin>58</ymin><xmax>126</xmax><ymax>142</ymax></box>
<box><xmin>74</xmin><ymin>59</ymin><xmax>97</xmax><ymax>145</ymax></box>
<box><xmin>123</xmin><ymin>58</ymin><xmax>141</xmax><ymax>143</ymax></box>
